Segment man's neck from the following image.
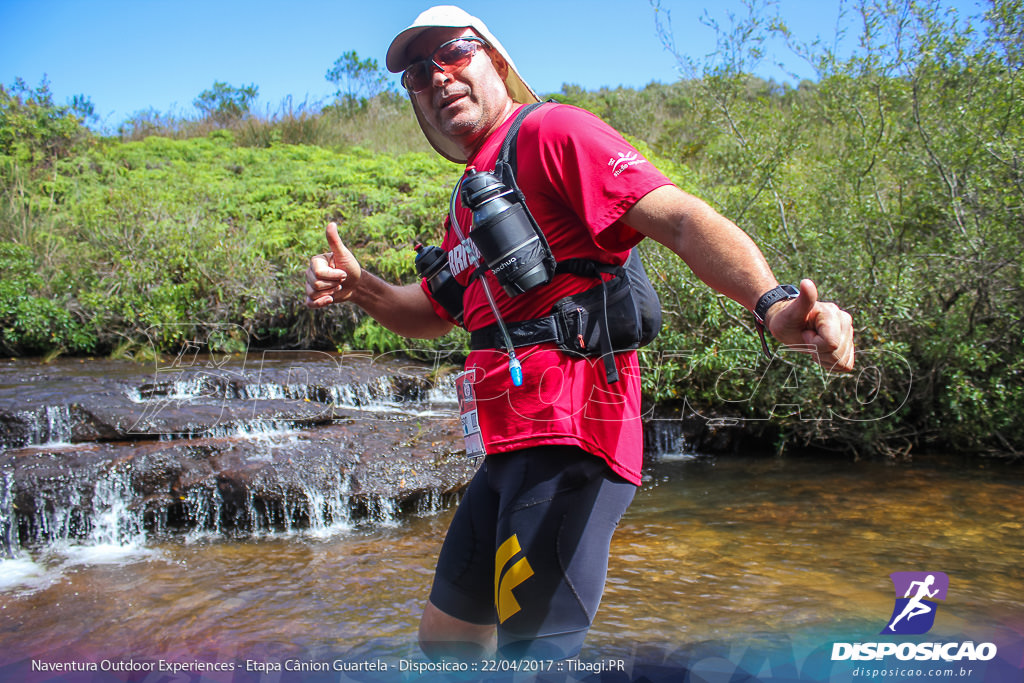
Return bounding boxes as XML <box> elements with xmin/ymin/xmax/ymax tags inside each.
<box><xmin>462</xmin><ymin>99</ymin><xmax>519</xmax><ymax>160</ymax></box>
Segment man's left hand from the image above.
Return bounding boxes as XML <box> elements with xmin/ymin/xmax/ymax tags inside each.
<box><xmin>765</xmin><ymin>279</ymin><xmax>855</xmax><ymax>372</ymax></box>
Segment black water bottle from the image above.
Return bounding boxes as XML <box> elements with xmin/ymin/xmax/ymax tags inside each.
<box><xmin>460</xmin><ymin>168</ymin><xmax>553</xmax><ymax>297</ymax></box>
<box><xmin>414</xmin><ymin>244</ymin><xmax>465</xmax><ymax>325</ymax></box>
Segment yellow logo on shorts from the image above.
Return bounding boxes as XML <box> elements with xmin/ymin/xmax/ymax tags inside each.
<box><xmin>495</xmin><ymin>534</ymin><xmax>534</xmax><ymax>623</ymax></box>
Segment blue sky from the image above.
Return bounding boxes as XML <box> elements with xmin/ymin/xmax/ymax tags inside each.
<box><xmin>1</xmin><ymin>0</ymin><xmax>985</xmax><ymax>131</ymax></box>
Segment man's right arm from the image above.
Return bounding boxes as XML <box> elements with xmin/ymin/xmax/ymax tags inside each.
<box><xmin>304</xmin><ymin>222</ymin><xmax>454</xmax><ymax>340</ymax></box>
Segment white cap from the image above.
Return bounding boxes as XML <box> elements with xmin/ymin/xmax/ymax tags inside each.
<box><xmin>386</xmin><ymin>5</ymin><xmax>540</xmax><ymax>162</ymax></box>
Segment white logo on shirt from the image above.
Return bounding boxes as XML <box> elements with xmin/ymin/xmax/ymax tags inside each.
<box><xmin>608</xmin><ymin>151</ymin><xmax>648</xmax><ymax>177</ymax></box>
<box><xmin>448</xmin><ymin>237</ymin><xmax>480</xmax><ymax>278</ymax></box>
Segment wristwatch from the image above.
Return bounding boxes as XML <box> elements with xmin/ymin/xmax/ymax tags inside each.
<box><xmin>753</xmin><ymin>284</ymin><xmax>799</xmax><ymax>359</ymax></box>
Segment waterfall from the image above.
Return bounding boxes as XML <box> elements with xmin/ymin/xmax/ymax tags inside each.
<box><xmin>178</xmin><ymin>470</ymin><xmax>363</xmax><ymax>540</ymax></box>
<box><xmin>1</xmin><ymin>470</ymin><xmax>17</xmax><ymax>559</ymax></box>
<box><xmin>6</xmin><ymin>404</ymin><xmax>74</xmax><ymax>449</ymax></box>
<box><xmin>300</xmin><ymin>472</ymin><xmax>353</xmax><ymax>538</ymax></box>
<box><xmin>127</xmin><ymin>373</ymin><xmax>418</xmax><ymax>410</ymax></box>
<box><xmin>28</xmin><ymin>483</ymin><xmax>84</xmax><ymax>546</ymax></box>
<box><xmin>1</xmin><ymin>463</ymin><xmax>149</xmax><ymax>561</ymax></box>
<box><xmin>43</xmin><ymin>405</ymin><xmax>74</xmax><ymax>445</ymax></box>
<box><xmin>1</xmin><ymin>353</ymin><xmax>469</xmax><ymax>556</ymax></box>
<box><xmin>87</xmin><ymin>466</ymin><xmax>146</xmax><ymax>548</ymax></box>
<box><xmin>182</xmin><ymin>483</ymin><xmax>224</xmax><ymax>542</ymax></box>
<box><xmin>425</xmin><ymin>373</ymin><xmax>458</xmax><ymax>405</ymax></box>
<box><xmin>644</xmin><ymin>420</ymin><xmax>699</xmax><ymax>461</ymax></box>
<box><xmin>364</xmin><ymin>494</ymin><xmax>401</xmax><ymax>527</ymax></box>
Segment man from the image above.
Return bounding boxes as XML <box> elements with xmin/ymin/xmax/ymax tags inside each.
<box><xmin>305</xmin><ymin>5</ymin><xmax>855</xmax><ymax>662</ymax></box>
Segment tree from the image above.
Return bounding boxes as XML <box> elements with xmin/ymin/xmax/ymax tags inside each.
<box><xmin>325</xmin><ymin>51</ymin><xmax>393</xmax><ymax>108</ymax></box>
<box><xmin>193</xmin><ymin>81</ymin><xmax>259</xmax><ymax>126</ymax></box>
<box><xmin>0</xmin><ymin>77</ymin><xmax>91</xmax><ymax>166</ymax></box>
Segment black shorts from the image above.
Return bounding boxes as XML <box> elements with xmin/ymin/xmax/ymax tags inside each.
<box><xmin>428</xmin><ymin>445</ymin><xmax>636</xmax><ymax>660</ymax></box>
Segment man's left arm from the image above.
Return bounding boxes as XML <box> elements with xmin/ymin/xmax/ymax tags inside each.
<box><xmin>622</xmin><ymin>185</ymin><xmax>855</xmax><ymax>372</ymax></box>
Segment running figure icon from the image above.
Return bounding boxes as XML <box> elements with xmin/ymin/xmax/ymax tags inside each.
<box><xmin>888</xmin><ymin>574</ymin><xmax>939</xmax><ymax>631</ymax></box>
<box><xmin>882</xmin><ymin>571</ymin><xmax>949</xmax><ymax>635</ymax></box>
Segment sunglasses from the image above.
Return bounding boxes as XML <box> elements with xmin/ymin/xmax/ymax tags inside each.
<box><xmin>402</xmin><ymin>37</ymin><xmax>489</xmax><ymax>93</ymax></box>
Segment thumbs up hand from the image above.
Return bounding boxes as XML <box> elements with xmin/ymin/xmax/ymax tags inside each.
<box><xmin>304</xmin><ymin>222</ymin><xmax>363</xmax><ymax>308</ymax></box>
<box><xmin>765</xmin><ymin>279</ymin><xmax>855</xmax><ymax>372</ymax></box>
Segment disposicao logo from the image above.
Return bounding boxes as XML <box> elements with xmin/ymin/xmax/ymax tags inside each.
<box><xmin>831</xmin><ymin>571</ymin><xmax>998</xmax><ymax>663</ymax></box>
<box><xmin>882</xmin><ymin>571</ymin><xmax>949</xmax><ymax>635</ymax></box>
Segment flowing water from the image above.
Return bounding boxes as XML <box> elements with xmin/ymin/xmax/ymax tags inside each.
<box><xmin>0</xmin><ymin>355</ymin><xmax>1022</xmax><ymax>680</ymax></box>
<box><xmin>1</xmin><ymin>452</ymin><xmax>1022</xmax><ymax>680</ymax></box>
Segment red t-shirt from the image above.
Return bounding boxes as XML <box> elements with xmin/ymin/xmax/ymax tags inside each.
<box><xmin>421</xmin><ymin>103</ymin><xmax>673</xmax><ymax>485</ymax></box>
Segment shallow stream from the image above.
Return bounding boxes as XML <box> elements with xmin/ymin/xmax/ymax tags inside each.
<box><xmin>1</xmin><ymin>354</ymin><xmax>1022</xmax><ymax>680</ymax></box>
<box><xmin>2</xmin><ymin>452</ymin><xmax>1022</xmax><ymax>680</ymax></box>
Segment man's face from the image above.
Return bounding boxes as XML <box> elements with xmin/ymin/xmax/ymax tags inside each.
<box><xmin>405</xmin><ymin>27</ymin><xmax>514</xmax><ymax>153</ymax></box>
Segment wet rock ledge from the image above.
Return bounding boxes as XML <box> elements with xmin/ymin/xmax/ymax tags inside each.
<box><xmin>0</xmin><ymin>352</ymin><xmax>475</xmax><ymax>548</ymax></box>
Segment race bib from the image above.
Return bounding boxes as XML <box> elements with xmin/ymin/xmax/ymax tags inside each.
<box><xmin>455</xmin><ymin>370</ymin><xmax>486</xmax><ymax>458</ymax></box>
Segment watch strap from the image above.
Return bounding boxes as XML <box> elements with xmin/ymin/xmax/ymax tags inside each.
<box><xmin>753</xmin><ymin>284</ymin><xmax>799</xmax><ymax>359</ymax></box>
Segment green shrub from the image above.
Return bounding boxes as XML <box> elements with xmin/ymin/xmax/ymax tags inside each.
<box><xmin>0</xmin><ymin>243</ymin><xmax>95</xmax><ymax>354</ymax></box>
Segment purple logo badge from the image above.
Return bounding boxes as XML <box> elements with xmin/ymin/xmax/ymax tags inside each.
<box><xmin>881</xmin><ymin>571</ymin><xmax>949</xmax><ymax>635</ymax></box>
